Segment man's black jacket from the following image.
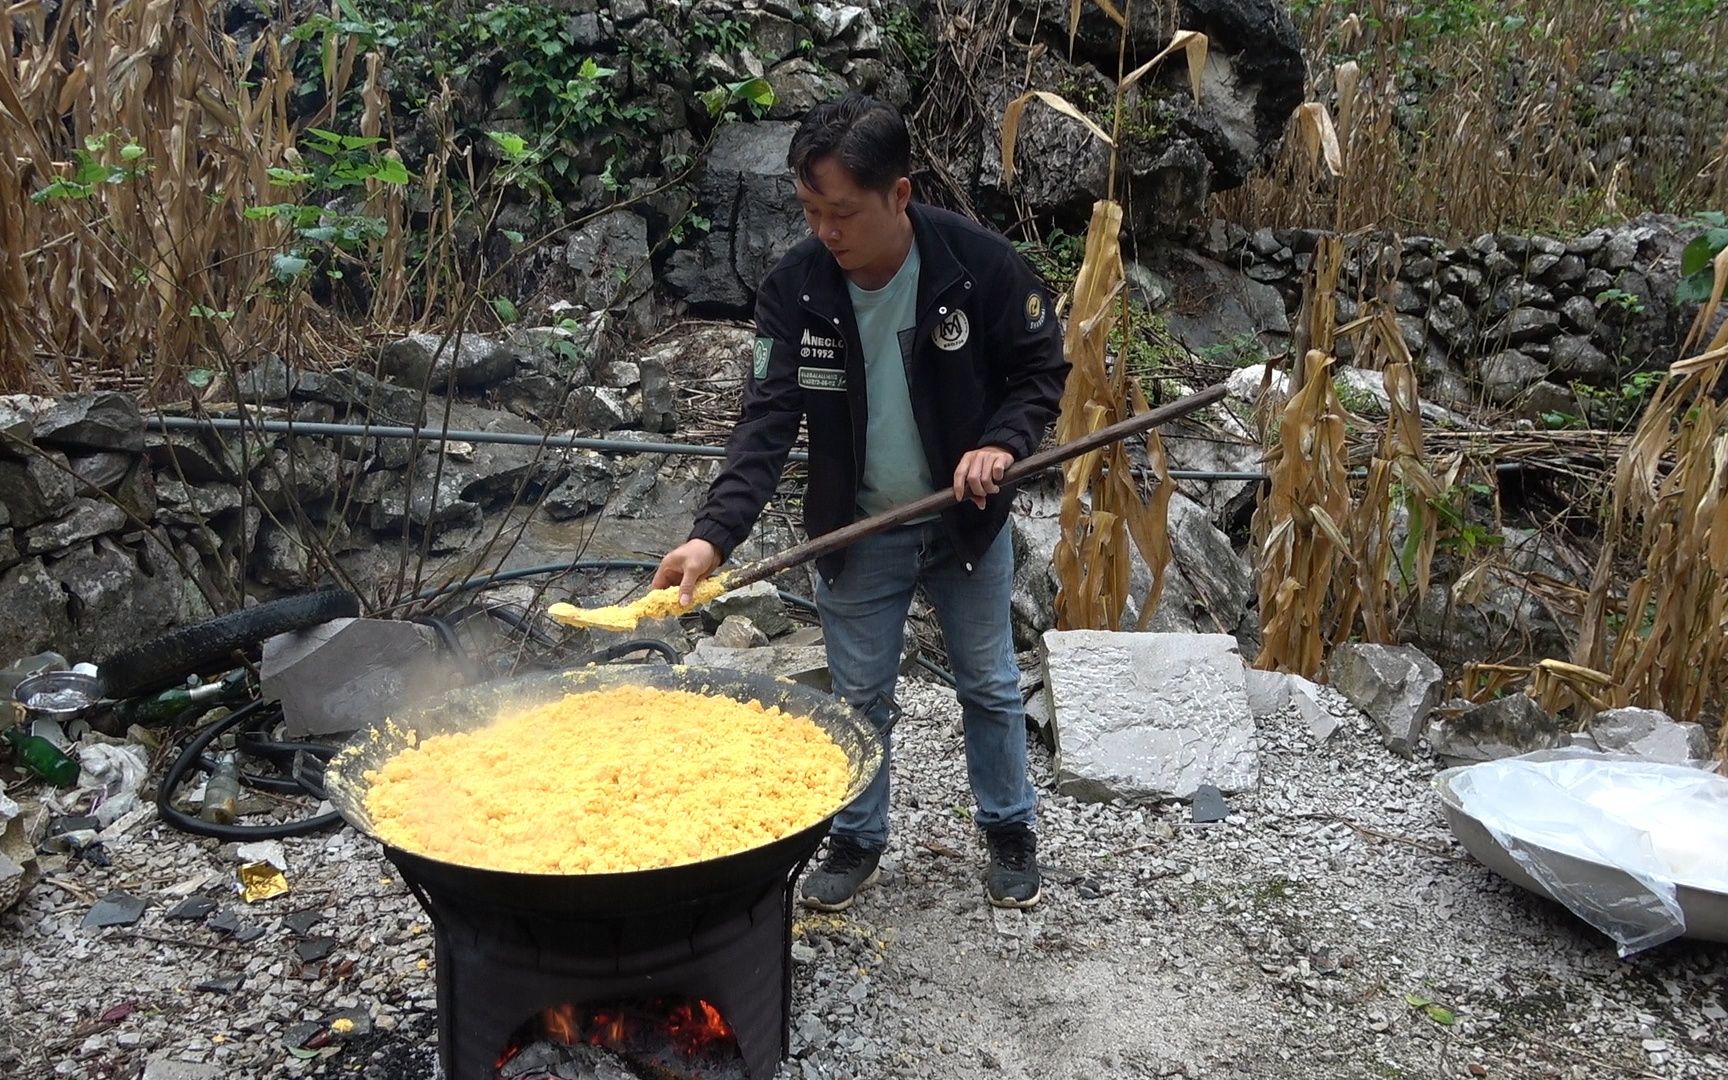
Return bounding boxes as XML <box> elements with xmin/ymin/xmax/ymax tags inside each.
<box><xmin>689</xmin><ymin>203</ymin><xmax>1070</xmax><ymax>583</ymax></box>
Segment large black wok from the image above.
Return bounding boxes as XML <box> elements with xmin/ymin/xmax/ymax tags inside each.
<box><xmin>323</xmin><ymin>663</ymin><xmax>883</xmax><ymax>918</ymax></box>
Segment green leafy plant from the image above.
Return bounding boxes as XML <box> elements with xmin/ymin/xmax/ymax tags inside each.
<box><xmin>1403</xmin><ymin>990</ymin><xmax>1457</xmax><ymax>1027</ymax></box>
<box><xmin>1012</xmin><ymin>227</ymin><xmax>1087</xmax><ymax>291</ymax></box>
<box><xmin>1200</xmin><ymin>333</ymin><xmax>1268</xmax><ymax>368</ymax></box>
<box><xmin>240</xmin><ymin>127</ymin><xmax>411</xmax><ymax>294</ymax></box>
<box><xmin>668</xmin><ymin>209</ymin><xmax>713</xmax><ymax>245</ymax></box>
<box><xmin>1395</xmin><ymin>479</ymin><xmax>1502</xmax><ymax>582</ymax></box>
<box><xmin>690</xmin><ymin>15</ymin><xmax>752</xmax><ymax>55</ymax></box>
<box><xmin>1572</xmin><ymin>369</ymin><xmax>1663</xmax><ymax>430</ymax></box>
<box><xmin>883</xmin><ymin>5</ymin><xmax>935</xmax><ymax>77</ymax></box>
<box><xmin>30</xmin><ymin>134</ymin><xmax>148</xmax><ymax>201</ymax></box>
<box><xmin>1596</xmin><ymin>287</ymin><xmax>1647</xmax><ymax>315</ymax></box>
<box><xmin>700</xmin><ymin>76</ymin><xmax>777</xmax><ymax>120</ymax></box>
<box><xmin>1677</xmin><ymin>211</ymin><xmax>1728</xmax><ymax>305</ymax></box>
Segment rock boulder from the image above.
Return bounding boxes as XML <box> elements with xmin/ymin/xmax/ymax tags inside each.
<box><xmin>1325</xmin><ymin>643</ymin><xmax>1444</xmax><ymax>757</ymax></box>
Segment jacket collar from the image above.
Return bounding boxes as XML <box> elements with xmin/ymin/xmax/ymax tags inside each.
<box><xmin>795</xmin><ymin>202</ymin><xmax>969</xmax><ymax>323</ymax></box>
<box><xmin>908</xmin><ymin>202</ymin><xmax>969</xmax><ymax>321</ymax></box>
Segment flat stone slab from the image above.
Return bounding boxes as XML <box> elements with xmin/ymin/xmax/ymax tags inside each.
<box><xmin>1429</xmin><ymin>694</ymin><xmax>1562</xmax><ymax>766</ymax></box>
<box><xmin>164</xmin><ymin>896</ymin><xmax>217</xmax><ymax>922</ymax></box>
<box><xmin>684</xmin><ymin>643</ymin><xmax>830</xmax><ymax>693</ymax></box>
<box><xmin>142</xmin><ymin>1058</ymin><xmax>223</xmax><ymax>1080</ymax></box>
<box><xmin>261</xmin><ymin>617</ymin><xmax>462</xmax><ymax>737</ymax></box>
<box><xmin>81</xmin><ymin>891</ymin><xmax>146</xmax><ymax>930</ymax></box>
<box><xmin>1042</xmin><ymin>630</ymin><xmax>1258</xmax><ymax>802</ymax></box>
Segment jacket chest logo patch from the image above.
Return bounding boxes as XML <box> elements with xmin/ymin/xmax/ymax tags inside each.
<box><xmin>798</xmin><ymin>367</ymin><xmax>846</xmax><ymax>391</ymax></box>
<box><xmin>799</xmin><ymin>328</ymin><xmax>839</xmax><ymax>361</ymax></box>
<box><xmin>932</xmin><ymin>309</ymin><xmax>969</xmax><ymax>351</ymax></box>
<box><xmin>752</xmin><ymin>337</ymin><xmax>772</xmax><ymax>381</ymax></box>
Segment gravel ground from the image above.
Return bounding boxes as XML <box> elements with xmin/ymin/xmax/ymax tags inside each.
<box><xmin>4</xmin><ymin>675</ymin><xmax>1725</xmax><ymax>1080</ymax></box>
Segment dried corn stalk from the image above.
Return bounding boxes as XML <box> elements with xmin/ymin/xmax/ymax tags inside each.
<box><xmin>1252</xmin><ymin>239</ymin><xmax>1439</xmax><ymax>675</ymax></box>
<box><xmin>1001</xmin><ymin>19</ymin><xmax>1210</xmax><ymax>631</ymax></box>
<box><xmin>995</xmin><ymin>16</ymin><xmax>1209</xmax><ymax>632</ymax></box>
<box><xmin>1043</xmin><ymin>199</ymin><xmax>1176</xmax><ymax>630</ymax></box>
<box><xmin>1</xmin><ymin>1</ymin><xmax>407</xmax><ymax>390</ymax></box>
<box><xmin>1253</xmin><ymin>237</ymin><xmax>1350</xmax><ymax>674</ymax></box>
<box><xmin>1550</xmin><ymin>251</ymin><xmax>1728</xmax><ymax>749</ymax></box>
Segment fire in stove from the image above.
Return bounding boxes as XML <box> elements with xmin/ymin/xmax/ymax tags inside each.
<box><xmin>497</xmin><ymin>997</ymin><xmax>747</xmax><ymax>1080</ymax></box>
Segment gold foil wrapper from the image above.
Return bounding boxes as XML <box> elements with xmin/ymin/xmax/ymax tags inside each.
<box><xmin>238</xmin><ymin>860</ymin><xmax>290</xmax><ymax>902</ymax></box>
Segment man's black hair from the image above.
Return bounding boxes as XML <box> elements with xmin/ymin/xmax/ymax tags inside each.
<box><xmin>787</xmin><ymin>93</ymin><xmax>911</xmax><ymax>195</ymax></box>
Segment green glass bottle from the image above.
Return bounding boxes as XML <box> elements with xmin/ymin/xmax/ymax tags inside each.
<box><xmin>115</xmin><ymin>670</ymin><xmax>249</xmax><ymax>727</ymax></box>
<box><xmin>199</xmin><ymin>751</ymin><xmax>244</xmax><ymax>825</ymax></box>
<box><xmin>3</xmin><ymin>725</ymin><xmax>80</xmax><ymax>786</ymax></box>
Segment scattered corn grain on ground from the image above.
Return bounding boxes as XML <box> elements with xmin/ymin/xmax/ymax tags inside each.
<box><xmin>2</xmin><ymin>677</ymin><xmax>1724</xmax><ymax>1079</ymax></box>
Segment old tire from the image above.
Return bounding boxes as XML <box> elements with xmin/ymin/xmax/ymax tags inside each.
<box><xmin>99</xmin><ymin>589</ymin><xmax>361</xmax><ymax>699</ymax></box>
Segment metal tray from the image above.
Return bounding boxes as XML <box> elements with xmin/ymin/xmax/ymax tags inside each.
<box><xmin>1434</xmin><ymin>760</ymin><xmax>1728</xmax><ymax>945</ymax></box>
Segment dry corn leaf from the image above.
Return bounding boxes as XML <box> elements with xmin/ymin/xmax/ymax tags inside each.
<box><xmin>1120</xmin><ymin>31</ymin><xmax>1209</xmax><ymax>103</ymax></box>
<box><xmin>1334</xmin><ymin>60</ymin><xmax>1362</xmax><ymax>134</ymax></box>
<box><xmin>1091</xmin><ymin>0</ymin><xmax>1127</xmax><ymax>29</ymax></box>
<box><xmin>1295</xmin><ymin>102</ymin><xmax>1346</xmax><ymax>178</ymax></box>
<box><xmin>1000</xmin><ymin>91</ymin><xmax>1115</xmax><ymax>189</ymax></box>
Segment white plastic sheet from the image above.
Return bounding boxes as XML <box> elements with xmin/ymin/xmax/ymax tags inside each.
<box><xmin>76</xmin><ymin>742</ymin><xmax>151</xmax><ymax>827</ymax></box>
<box><xmin>1446</xmin><ymin>749</ymin><xmax>1728</xmax><ymax>955</ymax></box>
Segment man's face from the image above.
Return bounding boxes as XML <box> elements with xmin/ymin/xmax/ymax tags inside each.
<box><xmin>794</xmin><ymin>155</ymin><xmax>910</xmax><ymax>275</ymax></box>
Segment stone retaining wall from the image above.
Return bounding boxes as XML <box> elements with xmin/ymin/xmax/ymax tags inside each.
<box><xmin>0</xmin><ymin>316</ymin><xmax>712</xmax><ymax>666</ymax></box>
<box><xmin>1190</xmin><ymin>215</ymin><xmax>1699</xmax><ymax>423</ymax></box>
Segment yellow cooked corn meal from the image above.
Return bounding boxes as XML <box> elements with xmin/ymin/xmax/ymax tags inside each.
<box><xmin>363</xmin><ymin>685</ymin><xmax>850</xmax><ymax>874</ymax></box>
<box><xmin>547</xmin><ymin>576</ymin><xmax>731</xmax><ymax>631</ymax></box>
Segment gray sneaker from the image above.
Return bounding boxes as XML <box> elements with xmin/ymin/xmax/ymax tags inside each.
<box><xmin>799</xmin><ymin>837</ymin><xmax>881</xmax><ymax>912</ymax></box>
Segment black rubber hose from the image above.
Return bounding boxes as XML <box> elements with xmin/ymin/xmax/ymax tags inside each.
<box><xmin>146</xmin><ymin>415</ymin><xmax>1278</xmax><ymax>482</ymax></box>
<box><xmin>158</xmin><ymin>700</ymin><xmax>342</xmax><ymax>840</ymax></box>
<box><xmin>412</xmin><ymin>558</ymin><xmax>666</xmax><ymax>601</ymax></box>
<box><xmin>410</xmin><ymin>614</ymin><xmax>479</xmax><ymax>683</ymax></box>
<box><xmin>447</xmin><ymin>601</ymin><xmax>561</xmax><ymax>649</ymax></box>
<box><xmin>572</xmin><ymin>638</ymin><xmax>681</xmax><ymax>666</ymax></box>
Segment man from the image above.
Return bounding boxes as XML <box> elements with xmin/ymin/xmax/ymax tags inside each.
<box><xmin>652</xmin><ymin>94</ymin><xmax>1069</xmax><ymax>911</ymax></box>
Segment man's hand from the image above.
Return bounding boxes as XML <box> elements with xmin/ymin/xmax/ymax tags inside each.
<box><xmin>652</xmin><ymin>539</ymin><xmax>723</xmax><ymax>605</ymax></box>
<box><xmin>953</xmin><ymin>445</ymin><xmax>1015</xmax><ymax>509</ymax></box>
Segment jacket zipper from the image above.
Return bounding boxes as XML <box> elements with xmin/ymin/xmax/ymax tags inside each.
<box><xmin>800</xmin><ymin>274</ymin><xmax>982</xmax><ymax>575</ymax></box>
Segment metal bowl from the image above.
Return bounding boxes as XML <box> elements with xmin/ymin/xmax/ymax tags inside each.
<box><xmin>1435</xmin><ymin>757</ymin><xmax>1728</xmax><ymax>944</ymax></box>
<box><xmin>13</xmin><ymin>670</ymin><xmax>105</xmax><ymax>722</ymax></box>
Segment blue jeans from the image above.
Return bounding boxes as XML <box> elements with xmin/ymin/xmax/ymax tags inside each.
<box><xmin>815</xmin><ymin>521</ymin><xmax>1035</xmax><ymax>851</ymax></box>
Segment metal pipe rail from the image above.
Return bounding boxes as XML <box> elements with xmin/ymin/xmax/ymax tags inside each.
<box><xmin>146</xmin><ymin>415</ymin><xmax>1272</xmax><ymax>482</ymax></box>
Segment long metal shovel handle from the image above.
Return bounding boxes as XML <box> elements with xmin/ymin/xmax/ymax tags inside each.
<box><xmin>725</xmin><ymin>382</ymin><xmax>1231</xmax><ymax>589</ymax></box>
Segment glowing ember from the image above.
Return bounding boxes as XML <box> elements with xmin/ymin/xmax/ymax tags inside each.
<box><xmin>496</xmin><ymin>998</ymin><xmax>745</xmax><ymax>1080</ymax></box>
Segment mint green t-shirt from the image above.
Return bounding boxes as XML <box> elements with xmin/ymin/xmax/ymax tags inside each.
<box><xmin>846</xmin><ymin>245</ymin><xmax>937</xmax><ymax>518</ymax></box>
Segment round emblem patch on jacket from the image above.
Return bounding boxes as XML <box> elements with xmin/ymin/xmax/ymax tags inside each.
<box><xmin>932</xmin><ymin>309</ymin><xmax>969</xmax><ymax>351</ymax></box>
<box><xmin>1025</xmin><ymin>291</ymin><xmax>1048</xmax><ymax>331</ymax></box>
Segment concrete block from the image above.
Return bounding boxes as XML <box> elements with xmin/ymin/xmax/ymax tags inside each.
<box><xmin>1042</xmin><ymin>631</ymin><xmax>1258</xmax><ymax>802</ymax></box>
